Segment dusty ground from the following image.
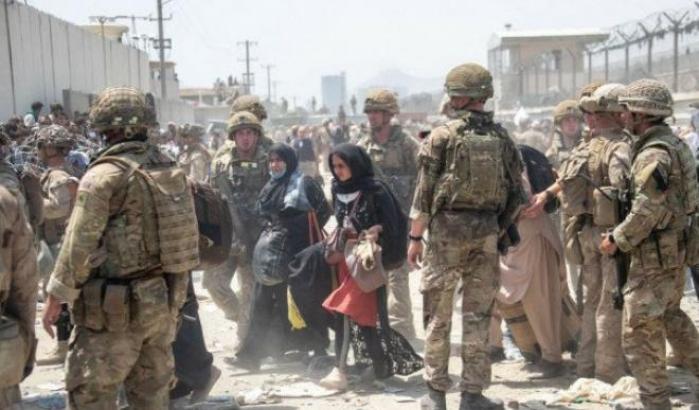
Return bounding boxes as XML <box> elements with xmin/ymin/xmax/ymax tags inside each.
<box><xmin>21</xmin><ymin>271</ymin><xmax>699</xmax><ymax>410</ymax></box>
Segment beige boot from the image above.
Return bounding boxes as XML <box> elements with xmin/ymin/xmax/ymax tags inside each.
<box><xmin>36</xmin><ymin>341</ymin><xmax>68</xmax><ymax>366</ymax></box>
<box><xmin>319</xmin><ymin>367</ymin><xmax>348</xmax><ymax>390</ymax></box>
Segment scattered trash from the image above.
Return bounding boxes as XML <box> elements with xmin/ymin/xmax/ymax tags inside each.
<box><xmin>35</xmin><ymin>383</ymin><xmax>64</xmax><ymax>392</ymax></box>
<box><xmin>235</xmin><ymin>388</ymin><xmax>281</xmax><ymax>405</ymax></box>
<box><xmin>21</xmin><ymin>392</ymin><xmax>65</xmax><ymax>410</ymax></box>
<box><xmin>546</xmin><ymin>376</ymin><xmax>641</xmax><ymax>408</ymax></box>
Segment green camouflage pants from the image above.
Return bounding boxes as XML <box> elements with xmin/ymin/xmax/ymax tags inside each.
<box><xmin>66</xmin><ymin>311</ymin><xmax>177</xmax><ymax>409</ymax></box>
<box><xmin>202</xmin><ymin>251</ymin><xmax>253</xmax><ymax>344</ymax></box>
<box><xmin>577</xmin><ymin>223</ymin><xmax>625</xmax><ymax>382</ymax></box>
<box><xmin>623</xmin><ymin>268</ymin><xmax>699</xmax><ymax>408</ymax></box>
<box><xmin>387</xmin><ymin>263</ymin><xmax>416</xmax><ymax>339</ymax></box>
<box><xmin>421</xmin><ymin>227</ymin><xmax>499</xmax><ymax>394</ymax></box>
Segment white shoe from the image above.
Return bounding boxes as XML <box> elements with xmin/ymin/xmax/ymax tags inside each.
<box><xmin>319</xmin><ymin>367</ymin><xmax>348</xmax><ymax>390</ymax></box>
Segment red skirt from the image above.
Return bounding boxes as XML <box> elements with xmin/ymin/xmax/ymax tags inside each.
<box><xmin>322</xmin><ymin>260</ymin><xmax>378</xmax><ymax>327</ymax></box>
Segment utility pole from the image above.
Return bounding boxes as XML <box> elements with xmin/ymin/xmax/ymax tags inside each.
<box><xmin>237</xmin><ymin>40</ymin><xmax>257</xmax><ymax>94</ymax></box>
<box><xmin>156</xmin><ymin>0</ymin><xmax>167</xmax><ymax>99</ymax></box>
<box><xmin>262</xmin><ymin>64</ymin><xmax>275</xmax><ymax>101</ymax></box>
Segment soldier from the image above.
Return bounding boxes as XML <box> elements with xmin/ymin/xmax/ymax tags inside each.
<box><xmin>527</xmin><ymin>83</ymin><xmax>631</xmax><ymax>383</ymax></box>
<box><xmin>33</xmin><ymin>125</ymin><xmax>79</xmax><ymax>367</ymax></box>
<box><xmin>357</xmin><ymin>88</ymin><xmax>418</xmax><ymax>339</ymax></box>
<box><xmin>41</xmin><ymin>87</ymin><xmax>199</xmax><ymax>409</ymax></box>
<box><xmin>408</xmin><ymin>63</ymin><xmax>525</xmax><ymax>410</ymax></box>
<box><xmin>207</xmin><ymin>111</ymin><xmax>269</xmax><ymax>349</ymax></box>
<box><xmin>0</xmin><ymin>129</ymin><xmax>39</xmax><ymax>409</ymax></box>
<box><xmin>546</xmin><ymin>100</ymin><xmax>584</xmax><ymax>170</ymax></box>
<box><xmin>599</xmin><ymin>79</ymin><xmax>699</xmax><ymax>410</ymax></box>
<box><xmin>178</xmin><ymin>123</ymin><xmax>212</xmax><ymax>183</ymax></box>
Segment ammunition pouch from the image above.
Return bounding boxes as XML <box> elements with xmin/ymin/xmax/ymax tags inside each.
<box><xmin>0</xmin><ymin>316</ymin><xmax>26</xmax><ymax>388</ymax></box>
<box><xmin>72</xmin><ymin>274</ymin><xmax>171</xmax><ymax>332</ymax></box>
<box><xmin>592</xmin><ymin>187</ymin><xmax>619</xmax><ymax>228</ymax></box>
<box><xmin>631</xmin><ymin>230</ymin><xmax>682</xmax><ymax>272</ymax></box>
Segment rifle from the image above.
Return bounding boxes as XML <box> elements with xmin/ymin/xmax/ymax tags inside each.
<box><xmin>577</xmin><ymin>174</ymin><xmax>630</xmax><ymax>310</ymax></box>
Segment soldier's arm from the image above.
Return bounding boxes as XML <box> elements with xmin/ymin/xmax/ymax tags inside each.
<box><xmin>409</xmin><ymin>126</ymin><xmax>448</xmax><ymax>223</ymax></box>
<box><xmin>4</xmin><ymin>190</ymin><xmax>38</xmax><ymax>333</ymax></box>
<box><xmin>190</xmin><ymin>152</ymin><xmax>210</xmax><ymax>183</ymax></box>
<box><xmin>46</xmin><ymin>163</ymin><xmax>123</xmax><ymax>303</ymax></box>
<box><xmin>607</xmin><ymin>141</ymin><xmax>631</xmax><ymax>189</ymax></box>
<box><xmin>42</xmin><ymin>173</ymin><xmax>78</xmax><ymax>220</ymax></box>
<box><xmin>612</xmin><ymin>147</ymin><xmax>672</xmax><ymax>252</ymax></box>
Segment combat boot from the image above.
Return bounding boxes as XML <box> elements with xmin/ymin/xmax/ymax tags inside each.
<box><xmin>420</xmin><ymin>386</ymin><xmax>446</xmax><ymax>410</ymax></box>
<box><xmin>36</xmin><ymin>340</ymin><xmax>68</xmax><ymax>366</ymax></box>
<box><xmin>459</xmin><ymin>392</ymin><xmax>504</xmax><ymax>410</ymax></box>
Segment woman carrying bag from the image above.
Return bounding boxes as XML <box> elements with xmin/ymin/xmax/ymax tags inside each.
<box><xmin>228</xmin><ymin>143</ymin><xmax>331</xmax><ymax>371</ymax></box>
<box><xmin>320</xmin><ymin>143</ymin><xmax>422</xmax><ymax>390</ymax></box>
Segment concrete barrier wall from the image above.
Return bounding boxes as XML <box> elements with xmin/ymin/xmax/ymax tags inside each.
<box><xmin>0</xmin><ymin>2</ymin><xmax>189</xmax><ymax>122</ymax></box>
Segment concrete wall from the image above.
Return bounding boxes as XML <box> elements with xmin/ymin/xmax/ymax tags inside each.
<box><xmin>0</xmin><ymin>2</ymin><xmax>192</xmax><ymax>124</ymax></box>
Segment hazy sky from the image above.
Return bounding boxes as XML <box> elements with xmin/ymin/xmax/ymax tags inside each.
<box><xmin>27</xmin><ymin>0</ymin><xmax>692</xmax><ymax>105</ymax></box>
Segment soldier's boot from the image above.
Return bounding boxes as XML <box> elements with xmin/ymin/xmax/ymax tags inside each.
<box><xmin>36</xmin><ymin>341</ymin><xmax>68</xmax><ymax>366</ymax></box>
<box><xmin>529</xmin><ymin>359</ymin><xmax>565</xmax><ymax>379</ymax></box>
<box><xmin>459</xmin><ymin>392</ymin><xmax>504</xmax><ymax>410</ymax></box>
<box><xmin>419</xmin><ymin>386</ymin><xmax>446</xmax><ymax>410</ymax></box>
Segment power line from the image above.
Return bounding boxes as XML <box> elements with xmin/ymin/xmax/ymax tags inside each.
<box><xmin>237</xmin><ymin>40</ymin><xmax>257</xmax><ymax>94</ymax></box>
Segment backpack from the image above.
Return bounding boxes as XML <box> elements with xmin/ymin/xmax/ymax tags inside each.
<box><xmin>191</xmin><ymin>181</ymin><xmax>233</xmax><ymax>270</ymax></box>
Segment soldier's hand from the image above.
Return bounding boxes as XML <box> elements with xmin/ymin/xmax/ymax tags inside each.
<box><xmin>408</xmin><ymin>240</ymin><xmax>423</xmax><ymax>268</ymax></box>
<box><xmin>599</xmin><ymin>234</ymin><xmax>617</xmax><ymax>255</ymax></box>
<box><xmin>521</xmin><ymin>192</ymin><xmax>547</xmax><ymax>219</ymax></box>
<box><xmin>42</xmin><ymin>295</ymin><xmax>62</xmax><ymax>339</ymax></box>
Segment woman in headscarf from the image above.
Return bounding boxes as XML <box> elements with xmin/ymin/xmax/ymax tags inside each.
<box><xmin>320</xmin><ymin>143</ymin><xmax>422</xmax><ymax>390</ymax></box>
<box><xmin>229</xmin><ymin>143</ymin><xmax>331</xmax><ymax>371</ymax></box>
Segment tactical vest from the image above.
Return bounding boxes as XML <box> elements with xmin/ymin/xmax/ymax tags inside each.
<box><xmin>91</xmin><ymin>142</ymin><xmax>200</xmax><ymax>277</ymax></box>
<box><xmin>432</xmin><ymin>119</ymin><xmax>509</xmax><ymax>212</ymax></box>
<box><xmin>631</xmin><ymin>127</ymin><xmax>699</xmax><ymax>230</ymax></box>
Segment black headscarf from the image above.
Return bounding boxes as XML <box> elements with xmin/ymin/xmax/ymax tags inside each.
<box><xmin>328</xmin><ymin>143</ymin><xmax>379</xmax><ymax>195</ymax></box>
<box><xmin>257</xmin><ymin>143</ymin><xmax>299</xmax><ymax>214</ymax></box>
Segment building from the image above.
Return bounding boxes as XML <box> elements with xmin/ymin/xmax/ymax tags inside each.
<box><xmin>321</xmin><ymin>72</ymin><xmax>347</xmax><ymax>115</ymax></box>
<box><xmin>488</xmin><ymin>29</ymin><xmax>609</xmax><ymax>112</ymax></box>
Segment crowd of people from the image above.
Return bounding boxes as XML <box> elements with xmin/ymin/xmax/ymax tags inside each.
<box><xmin>1</xmin><ymin>62</ymin><xmax>699</xmax><ymax>410</ymax></box>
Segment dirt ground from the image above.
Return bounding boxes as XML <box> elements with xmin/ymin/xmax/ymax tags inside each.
<box><xmin>21</xmin><ymin>271</ymin><xmax>699</xmax><ymax>410</ymax></box>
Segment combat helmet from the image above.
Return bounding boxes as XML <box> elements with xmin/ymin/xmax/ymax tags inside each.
<box><xmin>553</xmin><ymin>100</ymin><xmax>582</xmax><ymax>124</ymax></box>
<box><xmin>619</xmin><ymin>79</ymin><xmax>673</xmax><ymax>118</ymax></box>
<box><xmin>230</xmin><ymin>95</ymin><xmax>268</xmax><ymax>121</ymax></box>
<box><xmin>444</xmin><ymin>63</ymin><xmax>493</xmax><ymax>99</ymax></box>
<box><xmin>227</xmin><ymin>110</ymin><xmax>263</xmax><ymax>136</ymax></box>
<box><xmin>35</xmin><ymin>124</ymin><xmax>74</xmax><ymax>150</ymax></box>
<box><xmin>579</xmin><ymin>83</ymin><xmax>626</xmax><ymax>114</ymax></box>
<box><xmin>89</xmin><ymin>87</ymin><xmax>157</xmax><ymax>134</ymax></box>
<box><xmin>181</xmin><ymin>123</ymin><xmax>206</xmax><ymax>139</ymax></box>
<box><xmin>578</xmin><ymin>81</ymin><xmax>604</xmax><ymax>99</ymax></box>
<box><xmin>363</xmin><ymin>89</ymin><xmax>399</xmax><ymax>115</ymax></box>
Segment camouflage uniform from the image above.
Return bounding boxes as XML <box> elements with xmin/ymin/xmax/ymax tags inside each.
<box><xmin>413</xmin><ymin>64</ymin><xmax>525</xmax><ymax>401</ymax></box>
<box><xmin>46</xmin><ymin>87</ymin><xmax>198</xmax><ymax>409</ymax></box>
<box><xmin>207</xmin><ymin>111</ymin><xmax>269</xmax><ymax>343</ymax></box>
<box><xmin>35</xmin><ymin>125</ymin><xmax>79</xmax><ymax>366</ymax></box>
<box><xmin>0</xmin><ymin>146</ymin><xmax>39</xmax><ymax>408</ymax></box>
<box><xmin>546</xmin><ymin>100</ymin><xmax>583</xmax><ymax>170</ymax></box>
<box><xmin>358</xmin><ymin>89</ymin><xmax>418</xmax><ymax>339</ymax></box>
<box><xmin>613</xmin><ymin>80</ymin><xmax>699</xmax><ymax>409</ymax></box>
<box><xmin>178</xmin><ymin>124</ymin><xmax>211</xmax><ymax>183</ymax></box>
<box><xmin>560</xmin><ymin>84</ymin><xmax>631</xmax><ymax>382</ymax></box>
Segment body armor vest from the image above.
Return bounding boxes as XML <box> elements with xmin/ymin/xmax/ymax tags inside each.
<box><xmin>432</xmin><ymin>118</ymin><xmax>508</xmax><ymax>212</ymax></box>
<box><xmin>91</xmin><ymin>142</ymin><xmax>199</xmax><ymax>277</ymax></box>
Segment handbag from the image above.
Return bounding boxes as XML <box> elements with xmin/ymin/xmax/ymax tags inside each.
<box><xmin>344</xmin><ymin>231</ymin><xmax>387</xmax><ymax>293</ymax></box>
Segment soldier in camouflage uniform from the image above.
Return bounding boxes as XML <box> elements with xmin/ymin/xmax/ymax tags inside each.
<box><xmin>546</xmin><ymin>100</ymin><xmax>583</xmax><ymax>170</ymax></box>
<box><xmin>600</xmin><ymin>79</ymin><xmax>699</xmax><ymax>410</ymax></box>
<box><xmin>207</xmin><ymin>111</ymin><xmax>269</xmax><ymax>349</ymax></box>
<box><xmin>357</xmin><ymin>88</ymin><xmax>418</xmax><ymax>339</ymax></box>
<box><xmin>0</xmin><ymin>129</ymin><xmax>39</xmax><ymax>409</ymax></box>
<box><xmin>177</xmin><ymin>123</ymin><xmax>212</xmax><ymax>183</ymax></box>
<box><xmin>33</xmin><ymin>125</ymin><xmax>79</xmax><ymax>367</ymax></box>
<box><xmin>409</xmin><ymin>63</ymin><xmax>525</xmax><ymax>410</ymax></box>
<box><xmin>42</xmin><ymin>87</ymin><xmax>199</xmax><ymax>409</ymax></box>
<box><xmin>528</xmin><ymin>84</ymin><xmax>631</xmax><ymax>383</ymax></box>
